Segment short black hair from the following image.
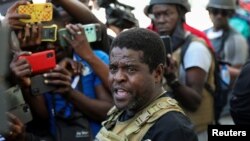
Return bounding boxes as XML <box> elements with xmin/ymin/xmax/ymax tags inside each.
<box><xmin>110</xmin><ymin>28</ymin><xmax>166</xmax><ymax>72</ymax></box>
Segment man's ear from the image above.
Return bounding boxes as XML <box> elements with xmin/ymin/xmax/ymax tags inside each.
<box><xmin>154</xmin><ymin>63</ymin><xmax>164</xmax><ymax>84</ymax></box>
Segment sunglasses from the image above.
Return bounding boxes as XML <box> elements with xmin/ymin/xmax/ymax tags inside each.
<box><xmin>208</xmin><ymin>8</ymin><xmax>231</xmax><ymax>16</ymax></box>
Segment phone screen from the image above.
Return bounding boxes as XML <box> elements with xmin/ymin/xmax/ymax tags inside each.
<box><xmin>42</xmin><ymin>24</ymin><xmax>58</xmax><ymax>42</ymax></box>
<box><xmin>58</xmin><ymin>28</ymin><xmax>70</xmax><ymax>47</ymax></box>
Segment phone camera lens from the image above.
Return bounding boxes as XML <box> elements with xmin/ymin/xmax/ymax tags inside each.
<box><xmin>47</xmin><ymin>53</ymin><xmax>54</xmax><ymax>58</ymax></box>
<box><xmin>23</xmin><ymin>105</ymin><xmax>29</xmax><ymax>113</ymax></box>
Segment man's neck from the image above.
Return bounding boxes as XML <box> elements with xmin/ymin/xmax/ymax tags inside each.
<box><xmin>126</xmin><ymin>87</ymin><xmax>166</xmax><ymax>115</ymax></box>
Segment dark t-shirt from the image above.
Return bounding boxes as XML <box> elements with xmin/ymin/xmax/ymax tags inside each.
<box><xmin>142</xmin><ymin>111</ymin><xmax>198</xmax><ymax>141</ymax></box>
<box><xmin>230</xmin><ymin>60</ymin><xmax>250</xmax><ymax>125</ymax></box>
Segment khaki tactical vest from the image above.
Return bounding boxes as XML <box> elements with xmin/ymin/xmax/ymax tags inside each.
<box><xmin>95</xmin><ymin>96</ymin><xmax>185</xmax><ymax>141</ymax></box>
<box><xmin>164</xmin><ymin>35</ymin><xmax>215</xmax><ymax>133</ymax></box>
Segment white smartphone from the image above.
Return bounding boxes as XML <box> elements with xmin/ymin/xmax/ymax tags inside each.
<box><xmin>5</xmin><ymin>86</ymin><xmax>33</xmax><ymax>124</ymax></box>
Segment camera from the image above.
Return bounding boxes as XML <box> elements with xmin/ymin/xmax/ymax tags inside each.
<box><xmin>98</xmin><ymin>0</ymin><xmax>138</xmax><ymax>29</ymax></box>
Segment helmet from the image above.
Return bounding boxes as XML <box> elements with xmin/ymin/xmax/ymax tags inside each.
<box><xmin>147</xmin><ymin>0</ymin><xmax>191</xmax><ymax>14</ymax></box>
<box><xmin>207</xmin><ymin>0</ymin><xmax>237</xmax><ymax>10</ymax></box>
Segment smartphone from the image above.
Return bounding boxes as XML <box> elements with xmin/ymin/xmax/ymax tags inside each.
<box><xmin>58</xmin><ymin>23</ymin><xmax>102</xmax><ymax>47</ymax></box>
<box><xmin>5</xmin><ymin>86</ymin><xmax>33</xmax><ymax>124</ymax></box>
<box><xmin>160</xmin><ymin>35</ymin><xmax>172</xmax><ymax>55</ymax></box>
<box><xmin>17</xmin><ymin>3</ymin><xmax>53</xmax><ymax>23</ymax></box>
<box><xmin>9</xmin><ymin>104</ymin><xmax>33</xmax><ymax>124</ymax></box>
<box><xmin>31</xmin><ymin>74</ymin><xmax>56</xmax><ymax>95</ymax></box>
<box><xmin>42</xmin><ymin>24</ymin><xmax>58</xmax><ymax>42</ymax></box>
<box><xmin>18</xmin><ymin>50</ymin><xmax>56</xmax><ymax>74</ymax></box>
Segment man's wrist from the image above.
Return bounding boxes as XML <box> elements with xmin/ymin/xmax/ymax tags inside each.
<box><xmin>61</xmin><ymin>87</ymin><xmax>74</xmax><ymax>99</ymax></box>
<box><xmin>166</xmin><ymin>73</ymin><xmax>181</xmax><ymax>89</ymax></box>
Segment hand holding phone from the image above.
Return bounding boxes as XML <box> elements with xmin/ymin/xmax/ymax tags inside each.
<box><xmin>58</xmin><ymin>23</ymin><xmax>102</xmax><ymax>47</ymax></box>
<box><xmin>18</xmin><ymin>50</ymin><xmax>56</xmax><ymax>74</ymax></box>
<box><xmin>31</xmin><ymin>74</ymin><xmax>56</xmax><ymax>95</ymax></box>
<box><xmin>17</xmin><ymin>3</ymin><xmax>53</xmax><ymax>23</ymax></box>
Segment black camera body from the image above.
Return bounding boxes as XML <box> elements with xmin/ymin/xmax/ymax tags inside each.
<box><xmin>98</xmin><ymin>0</ymin><xmax>138</xmax><ymax>29</ymax></box>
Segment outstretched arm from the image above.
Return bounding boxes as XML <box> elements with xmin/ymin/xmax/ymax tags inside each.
<box><xmin>53</xmin><ymin>0</ymin><xmax>101</xmax><ymax>24</ymax></box>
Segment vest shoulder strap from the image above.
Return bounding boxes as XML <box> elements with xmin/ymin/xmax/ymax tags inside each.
<box><xmin>97</xmin><ymin>96</ymin><xmax>185</xmax><ymax>141</ymax></box>
<box><xmin>125</xmin><ymin>96</ymin><xmax>184</xmax><ymax>139</ymax></box>
<box><xmin>102</xmin><ymin>106</ymin><xmax>122</xmax><ymax>130</ymax></box>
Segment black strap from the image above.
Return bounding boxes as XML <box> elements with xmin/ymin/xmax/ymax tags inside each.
<box><xmin>76</xmin><ymin>76</ymin><xmax>83</xmax><ymax>94</ymax></box>
<box><xmin>180</xmin><ymin>34</ymin><xmax>216</xmax><ymax>96</ymax></box>
<box><xmin>216</xmin><ymin>30</ymin><xmax>230</xmax><ymax>61</ymax></box>
<box><xmin>52</xmin><ymin>76</ymin><xmax>83</xmax><ymax>119</ymax></box>
<box><xmin>52</xmin><ymin>94</ymin><xmax>73</xmax><ymax>119</ymax></box>
<box><xmin>180</xmin><ymin>34</ymin><xmax>193</xmax><ymax>69</ymax></box>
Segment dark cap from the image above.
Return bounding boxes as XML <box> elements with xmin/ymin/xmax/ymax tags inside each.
<box><xmin>147</xmin><ymin>0</ymin><xmax>191</xmax><ymax>14</ymax></box>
